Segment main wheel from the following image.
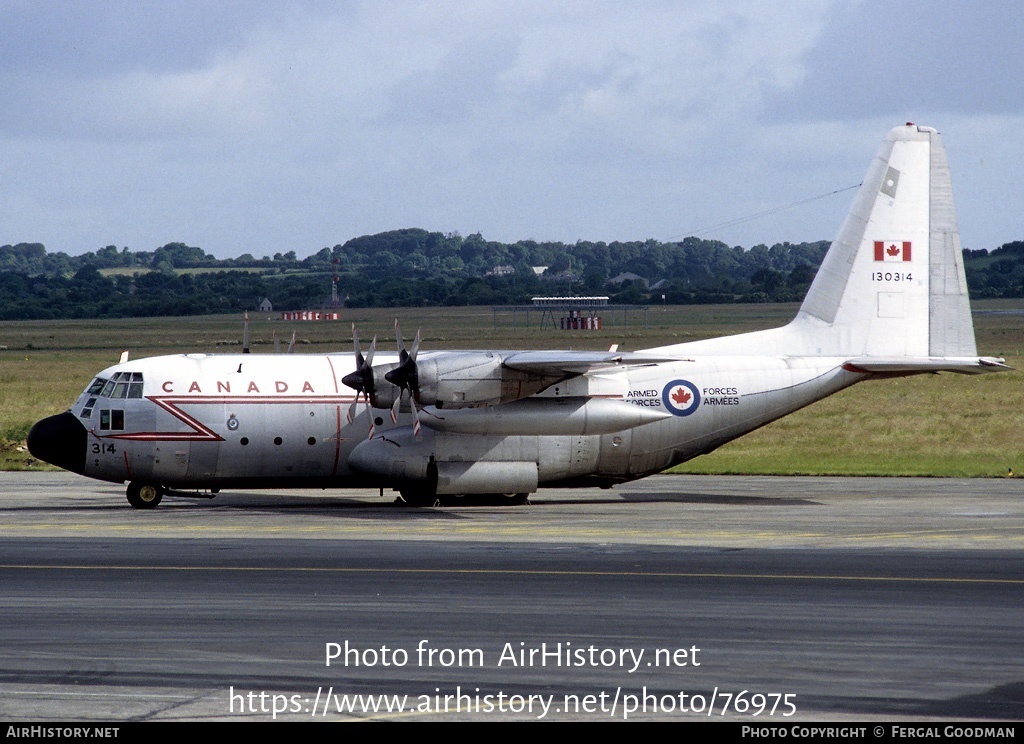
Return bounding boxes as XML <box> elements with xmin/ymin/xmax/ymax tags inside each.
<box><xmin>502</xmin><ymin>492</ymin><xmax>529</xmax><ymax>506</ymax></box>
<box><xmin>126</xmin><ymin>482</ymin><xmax>164</xmax><ymax>509</ymax></box>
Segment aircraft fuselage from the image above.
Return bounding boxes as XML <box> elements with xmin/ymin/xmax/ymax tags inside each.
<box><xmin>39</xmin><ymin>350</ymin><xmax>860</xmax><ymax>496</ymax></box>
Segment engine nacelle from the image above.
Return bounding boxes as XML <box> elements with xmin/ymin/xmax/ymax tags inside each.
<box><xmin>420</xmin><ymin>396</ymin><xmax>671</xmax><ymax>435</ymax></box>
<box><xmin>369</xmin><ymin>352</ymin><xmax>556</xmax><ymax>410</ymax></box>
<box><xmin>347</xmin><ymin>429</ymin><xmax>540</xmax><ymax>495</ymax></box>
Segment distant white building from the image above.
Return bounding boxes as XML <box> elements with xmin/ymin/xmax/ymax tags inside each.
<box><xmin>531</xmin><ymin>296</ymin><xmax>609</xmax><ymax>307</ymax></box>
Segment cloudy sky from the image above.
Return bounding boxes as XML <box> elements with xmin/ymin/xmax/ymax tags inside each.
<box><xmin>2</xmin><ymin>0</ymin><xmax>1021</xmax><ymax>258</ymax></box>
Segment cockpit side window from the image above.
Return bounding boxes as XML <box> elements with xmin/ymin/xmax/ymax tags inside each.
<box><xmin>99</xmin><ymin>409</ymin><xmax>125</xmax><ymax>431</ymax></box>
<box><xmin>80</xmin><ymin>398</ymin><xmax>97</xmax><ymax>419</ymax></box>
<box><xmin>86</xmin><ymin>378</ymin><xmax>107</xmax><ymax>395</ymax></box>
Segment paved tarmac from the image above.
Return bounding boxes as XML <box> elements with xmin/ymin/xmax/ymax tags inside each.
<box><xmin>1</xmin><ymin>472</ymin><xmax>1022</xmax><ymax>721</ymax></box>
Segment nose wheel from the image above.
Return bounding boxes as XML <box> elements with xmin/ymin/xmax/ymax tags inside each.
<box><xmin>126</xmin><ymin>482</ymin><xmax>164</xmax><ymax>509</ymax></box>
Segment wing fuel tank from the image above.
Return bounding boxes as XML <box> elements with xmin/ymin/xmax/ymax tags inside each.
<box><xmin>420</xmin><ymin>396</ymin><xmax>670</xmax><ymax>436</ymax></box>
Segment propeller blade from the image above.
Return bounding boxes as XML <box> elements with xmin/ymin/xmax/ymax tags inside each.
<box><xmin>342</xmin><ymin>325</ymin><xmax>381</xmax><ymax>440</ymax></box>
<box><xmin>385</xmin><ymin>322</ymin><xmax>423</xmax><ymax>433</ymax></box>
<box><xmin>347</xmin><ymin>390</ymin><xmax>360</xmax><ymax>424</ymax></box>
<box><xmin>352</xmin><ymin>324</ymin><xmax>364</xmax><ymax>366</ymax></box>
<box><xmin>341</xmin><ymin>326</ymin><xmax>375</xmax><ymax>394</ymax></box>
<box><xmin>365</xmin><ymin>335</ymin><xmax>376</xmax><ymax>368</ymax></box>
<box><xmin>242</xmin><ymin>311</ymin><xmax>250</xmax><ymax>354</ymax></box>
<box><xmin>386</xmin><ymin>389</ymin><xmax>421</xmax><ymax>437</ymax></box>
<box><xmin>287</xmin><ymin>331</ymin><xmax>296</xmax><ymax>354</ymax></box>
<box><xmin>366</xmin><ymin>395</ymin><xmax>376</xmax><ymax>440</ymax></box>
<box><xmin>410</xmin><ymin>396</ymin><xmax>422</xmax><ymax>438</ymax></box>
<box><xmin>390</xmin><ymin>393</ymin><xmax>401</xmax><ymax>424</ymax></box>
<box><xmin>273</xmin><ymin>330</ymin><xmax>280</xmax><ymax>353</ymax></box>
<box><xmin>384</xmin><ymin>323</ymin><xmax>420</xmax><ymax>394</ymax></box>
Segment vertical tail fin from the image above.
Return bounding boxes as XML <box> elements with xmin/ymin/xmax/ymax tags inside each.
<box><xmin>651</xmin><ymin>122</ymin><xmax>1003</xmax><ymax>372</ymax></box>
<box><xmin>649</xmin><ymin>123</ymin><xmax>1004</xmax><ymax>371</ymax></box>
<box><xmin>796</xmin><ymin>122</ymin><xmax>976</xmax><ymax>358</ymax></box>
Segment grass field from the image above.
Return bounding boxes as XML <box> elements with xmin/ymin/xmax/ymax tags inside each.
<box><xmin>2</xmin><ymin>300</ymin><xmax>1022</xmax><ymax>476</ymax></box>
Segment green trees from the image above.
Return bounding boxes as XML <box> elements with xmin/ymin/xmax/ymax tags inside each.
<box><xmin>0</xmin><ymin>235</ymin><xmax>1018</xmax><ymax>319</ymax></box>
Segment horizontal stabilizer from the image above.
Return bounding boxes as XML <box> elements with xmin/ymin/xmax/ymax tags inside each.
<box><xmin>843</xmin><ymin>356</ymin><xmax>1009</xmax><ymax>375</ymax></box>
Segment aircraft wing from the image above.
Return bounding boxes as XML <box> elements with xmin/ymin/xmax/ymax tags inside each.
<box><xmin>501</xmin><ymin>350</ymin><xmax>683</xmax><ymax>376</ymax></box>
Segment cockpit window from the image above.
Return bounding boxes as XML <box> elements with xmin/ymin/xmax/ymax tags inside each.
<box><xmin>94</xmin><ymin>372</ymin><xmax>144</xmax><ymax>399</ymax></box>
<box><xmin>128</xmin><ymin>372</ymin><xmax>144</xmax><ymax>398</ymax></box>
<box><xmin>80</xmin><ymin>397</ymin><xmax>97</xmax><ymax>419</ymax></box>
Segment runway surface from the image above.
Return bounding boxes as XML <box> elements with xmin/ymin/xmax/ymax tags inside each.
<box><xmin>1</xmin><ymin>472</ymin><xmax>1022</xmax><ymax>721</ymax></box>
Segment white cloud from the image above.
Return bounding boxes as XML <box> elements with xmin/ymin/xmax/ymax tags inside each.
<box><xmin>1</xmin><ymin>1</ymin><xmax>1019</xmax><ymax>257</ymax></box>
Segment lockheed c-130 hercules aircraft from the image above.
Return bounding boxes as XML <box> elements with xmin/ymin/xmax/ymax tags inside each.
<box><xmin>28</xmin><ymin>124</ymin><xmax>1007</xmax><ymax>508</ymax></box>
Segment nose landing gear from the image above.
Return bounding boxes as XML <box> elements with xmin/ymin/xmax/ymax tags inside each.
<box><xmin>126</xmin><ymin>482</ymin><xmax>164</xmax><ymax>509</ymax></box>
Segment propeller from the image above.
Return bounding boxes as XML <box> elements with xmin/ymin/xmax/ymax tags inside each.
<box><xmin>242</xmin><ymin>311</ymin><xmax>250</xmax><ymax>354</ymax></box>
<box><xmin>340</xmin><ymin>325</ymin><xmax>377</xmax><ymax>437</ymax></box>
<box><xmin>385</xmin><ymin>320</ymin><xmax>422</xmax><ymax>437</ymax></box>
<box><xmin>273</xmin><ymin>329</ymin><xmax>296</xmax><ymax>354</ymax></box>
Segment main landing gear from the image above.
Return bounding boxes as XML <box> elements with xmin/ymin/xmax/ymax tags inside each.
<box><xmin>126</xmin><ymin>481</ymin><xmax>164</xmax><ymax>509</ymax></box>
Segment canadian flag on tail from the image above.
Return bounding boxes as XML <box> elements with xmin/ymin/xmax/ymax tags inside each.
<box><xmin>874</xmin><ymin>241</ymin><xmax>912</xmax><ymax>262</ymax></box>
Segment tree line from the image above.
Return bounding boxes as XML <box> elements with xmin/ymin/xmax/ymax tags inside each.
<box><xmin>1</xmin><ymin>232</ymin><xmax>1021</xmax><ymax>320</ymax></box>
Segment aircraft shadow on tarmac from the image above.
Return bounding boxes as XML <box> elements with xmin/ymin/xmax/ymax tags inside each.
<box><xmin>598</xmin><ymin>491</ymin><xmax>818</xmax><ymax>506</ymax></box>
<box><xmin>190</xmin><ymin>490</ymin><xmax>821</xmax><ymax>509</ymax></box>
<box><xmin>4</xmin><ymin>489</ymin><xmax>820</xmax><ymax>515</ymax></box>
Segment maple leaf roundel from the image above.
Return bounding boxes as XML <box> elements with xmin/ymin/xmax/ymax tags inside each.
<box><xmin>662</xmin><ymin>379</ymin><xmax>701</xmax><ymax>416</ymax></box>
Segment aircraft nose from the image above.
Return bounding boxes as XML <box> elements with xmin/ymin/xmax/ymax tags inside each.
<box><xmin>27</xmin><ymin>412</ymin><xmax>87</xmax><ymax>475</ymax></box>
